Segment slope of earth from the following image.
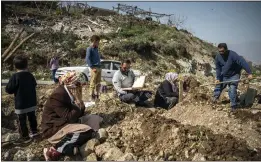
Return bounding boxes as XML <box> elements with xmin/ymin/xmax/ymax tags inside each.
<box><xmin>2</xmin><ymin>3</ymin><xmax>216</xmax><ymax>80</ymax></box>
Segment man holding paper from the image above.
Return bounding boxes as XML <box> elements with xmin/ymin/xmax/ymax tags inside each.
<box><xmin>112</xmin><ymin>59</ymin><xmax>152</xmax><ymax>107</ymax></box>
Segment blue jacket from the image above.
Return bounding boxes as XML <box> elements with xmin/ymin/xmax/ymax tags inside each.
<box><xmin>215</xmin><ymin>50</ymin><xmax>252</xmax><ymax>80</ymax></box>
<box><xmin>86</xmin><ymin>46</ymin><xmax>101</xmax><ymax>68</ymax></box>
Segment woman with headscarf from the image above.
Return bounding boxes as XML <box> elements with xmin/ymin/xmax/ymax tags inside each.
<box><xmin>41</xmin><ymin>71</ymin><xmax>103</xmax><ymax>160</ymax></box>
<box><xmin>154</xmin><ymin>72</ymin><xmax>179</xmax><ymax>109</ymax></box>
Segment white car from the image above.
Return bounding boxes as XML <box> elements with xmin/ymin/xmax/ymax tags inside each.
<box><xmin>55</xmin><ymin>60</ymin><xmax>141</xmax><ymax>84</ymax></box>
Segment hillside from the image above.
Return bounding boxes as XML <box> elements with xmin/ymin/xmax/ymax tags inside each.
<box><xmin>1</xmin><ymin>3</ymin><xmax>261</xmax><ymax>161</ymax></box>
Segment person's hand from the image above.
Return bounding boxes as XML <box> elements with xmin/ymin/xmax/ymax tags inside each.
<box><xmin>215</xmin><ymin>80</ymin><xmax>220</xmax><ymax>84</ymax></box>
<box><xmin>75</xmin><ymin>99</ymin><xmax>84</xmax><ymax>109</ymax></box>
<box><xmin>248</xmin><ymin>74</ymin><xmax>253</xmax><ymax>80</ymax></box>
<box><xmin>92</xmin><ymin>68</ymin><xmax>97</xmax><ymax>72</ymax></box>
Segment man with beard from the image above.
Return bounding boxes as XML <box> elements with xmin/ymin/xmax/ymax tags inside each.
<box><xmin>112</xmin><ymin>59</ymin><xmax>152</xmax><ymax>107</ymax></box>
<box><xmin>212</xmin><ymin>43</ymin><xmax>253</xmax><ymax>111</ymax></box>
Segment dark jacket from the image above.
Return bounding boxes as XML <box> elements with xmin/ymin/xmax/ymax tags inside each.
<box><xmin>5</xmin><ymin>71</ymin><xmax>37</xmax><ymax>114</ymax></box>
<box><xmin>41</xmin><ymin>85</ymin><xmax>84</xmax><ymax>139</ymax></box>
<box><xmin>215</xmin><ymin>50</ymin><xmax>252</xmax><ymax>80</ymax></box>
<box><xmin>154</xmin><ymin>80</ymin><xmax>179</xmax><ymax>108</ymax></box>
<box><xmin>86</xmin><ymin>46</ymin><xmax>101</xmax><ymax>68</ymax></box>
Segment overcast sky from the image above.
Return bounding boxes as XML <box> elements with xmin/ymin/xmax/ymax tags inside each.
<box><xmin>86</xmin><ymin>1</ymin><xmax>261</xmax><ymax>64</ymax></box>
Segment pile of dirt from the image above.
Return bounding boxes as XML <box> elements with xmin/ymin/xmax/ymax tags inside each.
<box><xmin>105</xmin><ymin>108</ymin><xmax>261</xmax><ymax>161</ymax></box>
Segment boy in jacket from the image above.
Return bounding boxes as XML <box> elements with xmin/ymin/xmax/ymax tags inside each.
<box><xmin>6</xmin><ymin>55</ymin><xmax>38</xmax><ymax>144</ymax></box>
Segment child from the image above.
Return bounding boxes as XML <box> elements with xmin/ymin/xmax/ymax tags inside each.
<box><xmin>6</xmin><ymin>55</ymin><xmax>38</xmax><ymax>144</ymax></box>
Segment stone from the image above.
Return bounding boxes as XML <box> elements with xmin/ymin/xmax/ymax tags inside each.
<box><xmin>117</xmin><ymin>153</ymin><xmax>137</xmax><ymax>161</ymax></box>
<box><xmin>80</xmin><ymin>139</ymin><xmax>100</xmax><ymax>157</ymax></box>
<box><xmin>103</xmin><ymin>147</ymin><xmax>124</xmax><ymax>161</ymax></box>
<box><xmin>98</xmin><ymin>128</ymin><xmax>108</xmax><ymax>143</ymax></box>
<box><xmin>185</xmin><ymin>149</ymin><xmax>189</xmax><ymax>159</ymax></box>
<box><xmin>5</xmin><ymin>133</ymin><xmax>20</xmax><ymax>142</ymax></box>
<box><xmin>13</xmin><ymin>150</ymin><xmax>27</xmax><ymax>161</ymax></box>
<box><xmin>86</xmin><ymin>153</ymin><xmax>97</xmax><ymax>161</ymax></box>
<box><xmin>192</xmin><ymin>153</ymin><xmax>206</xmax><ymax>161</ymax></box>
<box><xmin>95</xmin><ymin>142</ymin><xmax>113</xmax><ymax>157</ymax></box>
<box><xmin>168</xmin><ymin>155</ymin><xmax>175</xmax><ymax>161</ymax></box>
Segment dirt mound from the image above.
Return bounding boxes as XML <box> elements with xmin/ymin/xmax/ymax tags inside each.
<box><xmin>106</xmin><ymin>108</ymin><xmax>261</xmax><ymax>161</ymax></box>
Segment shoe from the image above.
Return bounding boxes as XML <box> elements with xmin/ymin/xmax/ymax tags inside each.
<box><xmin>135</xmin><ymin>101</ymin><xmax>149</xmax><ymax>107</ymax></box>
<box><xmin>14</xmin><ymin>136</ymin><xmax>32</xmax><ymax>145</ymax></box>
<box><xmin>44</xmin><ymin>147</ymin><xmax>61</xmax><ymax>161</ymax></box>
<box><xmin>231</xmin><ymin>105</ymin><xmax>241</xmax><ymax>111</ymax></box>
<box><xmin>168</xmin><ymin>102</ymin><xmax>177</xmax><ymax>110</ymax></box>
<box><xmin>29</xmin><ymin>132</ymin><xmax>40</xmax><ymax>138</ymax></box>
<box><xmin>211</xmin><ymin>97</ymin><xmax>218</xmax><ymax>104</ymax></box>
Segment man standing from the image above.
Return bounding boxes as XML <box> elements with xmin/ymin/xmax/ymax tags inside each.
<box><xmin>112</xmin><ymin>59</ymin><xmax>152</xmax><ymax>107</ymax></box>
<box><xmin>212</xmin><ymin>43</ymin><xmax>253</xmax><ymax>111</ymax></box>
<box><xmin>86</xmin><ymin>35</ymin><xmax>101</xmax><ymax>100</ymax></box>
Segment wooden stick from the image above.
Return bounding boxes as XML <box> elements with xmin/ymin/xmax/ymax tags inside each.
<box><xmin>2</xmin><ymin>28</ymin><xmax>24</xmax><ymax>59</ymax></box>
<box><xmin>87</xmin><ymin>18</ymin><xmax>103</xmax><ymax>28</ymax></box>
<box><xmin>179</xmin><ymin>80</ymin><xmax>183</xmax><ymax>103</ymax></box>
<box><xmin>4</xmin><ymin>33</ymin><xmax>35</xmax><ymax>62</ymax></box>
<box><xmin>200</xmin><ymin>77</ymin><xmax>261</xmax><ymax>87</ymax></box>
<box><xmin>87</xmin><ymin>25</ymin><xmax>93</xmax><ymax>32</ymax></box>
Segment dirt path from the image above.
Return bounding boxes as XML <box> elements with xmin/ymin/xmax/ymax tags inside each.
<box><xmin>163</xmin><ymin>102</ymin><xmax>261</xmax><ymax>149</ymax></box>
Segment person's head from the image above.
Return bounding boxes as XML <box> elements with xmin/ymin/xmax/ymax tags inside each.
<box><xmin>13</xmin><ymin>55</ymin><xmax>28</xmax><ymax>70</ymax></box>
<box><xmin>217</xmin><ymin>43</ymin><xmax>228</xmax><ymax>55</ymax></box>
<box><xmin>120</xmin><ymin>59</ymin><xmax>131</xmax><ymax>73</ymax></box>
<box><xmin>90</xmin><ymin>35</ymin><xmax>100</xmax><ymax>48</ymax></box>
<box><xmin>165</xmin><ymin>72</ymin><xmax>179</xmax><ymax>83</ymax></box>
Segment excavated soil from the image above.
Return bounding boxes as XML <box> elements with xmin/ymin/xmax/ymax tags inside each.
<box><xmin>1</xmin><ymin>82</ymin><xmax>261</xmax><ymax>161</ymax></box>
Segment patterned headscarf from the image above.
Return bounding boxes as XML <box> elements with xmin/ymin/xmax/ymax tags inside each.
<box><xmin>165</xmin><ymin>72</ymin><xmax>179</xmax><ymax>92</ymax></box>
<box><xmin>59</xmin><ymin>71</ymin><xmax>86</xmax><ymax>87</ymax></box>
<box><xmin>165</xmin><ymin>72</ymin><xmax>179</xmax><ymax>82</ymax></box>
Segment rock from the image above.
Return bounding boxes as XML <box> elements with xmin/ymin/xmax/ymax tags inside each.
<box><xmin>80</xmin><ymin>139</ymin><xmax>100</xmax><ymax>157</ymax></box>
<box><xmin>192</xmin><ymin>153</ymin><xmax>206</xmax><ymax>161</ymax></box>
<box><xmin>13</xmin><ymin>150</ymin><xmax>27</xmax><ymax>161</ymax></box>
<box><xmin>159</xmin><ymin>150</ymin><xmax>164</xmax><ymax>157</ymax></box>
<box><xmin>3</xmin><ymin>151</ymin><xmax>10</xmax><ymax>160</ymax></box>
<box><xmin>26</xmin><ymin>149</ymin><xmax>35</xmax><ymax>161</ymax></box>
<box><xmin>5</xmin><ymin>133</ymin><xmax>20</xmax><ymax>142</ymax></box>
<box><xmin>1</xmin><ymin>128</ymin><xmax>12</xmax><ymax>134</ymax></box>
<box><xmin>117</xmin><ymin>153</ymin><xmax>137</xmax><ymax>161</ymax></box>
<box><xmin>185</xmin><ymin>149</ymin><xmax>189</xmax><ymax>159</ymax></box>
<box><xmin>168</xmin><ymin>155</ymin><xmax>175</xmax><ymax>161</ymax></box>
<box><xmin>95</xmin><ymin>142</ymin><xmax>113</xmax><ymax>157</ymax></box>
<box><xmin>103</xmin><ymin>147</ymin><xmax>124</xmax><ymax>161</ymax></box>
<box><xmin>98</xmin><ymin>128</ymin><xmax>108</xmax><ymax>143</ymax></box>
<box><xmin>86</xmin><ymin>153</ymin><xmax>97</xmax><ymax>161</ymax></box>
<box><xmin>45</xmin><ymin>89</ymin><xmax>54</xmax><ymax>97</ymax></box>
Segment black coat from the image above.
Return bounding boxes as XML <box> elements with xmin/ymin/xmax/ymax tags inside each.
<box><xmin>154</xmin><ymin>80</ymin><xmax>179</xmax><ymax>109</ymax></box>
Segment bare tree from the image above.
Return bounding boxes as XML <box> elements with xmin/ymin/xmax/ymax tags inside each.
<box><xmin>169</xmin><ymin>14</ymin><xmax>187</xmax><ymax>29</ymax></box>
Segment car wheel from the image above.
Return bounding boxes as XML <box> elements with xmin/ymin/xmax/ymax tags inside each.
<box><xmin>82</xmin><ymin>73</ymin><xmax>88</xmax><ymax>82</ymax></box>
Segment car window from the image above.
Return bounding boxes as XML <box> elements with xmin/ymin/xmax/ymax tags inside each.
<box><xmin>112</xmin><ymin>62</ymin><xmax>121</xmax><ymax>70</ymax></box>
<box><xmin>101</xmin><ymin>61</ymin><xmax>111</xmax><ymax>70</ymax></box>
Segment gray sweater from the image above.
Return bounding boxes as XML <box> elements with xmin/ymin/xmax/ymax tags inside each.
<box><xmin>112</xmin><ymin>70</ymin><xmax>135</xmax><ymax>95</ymax></box>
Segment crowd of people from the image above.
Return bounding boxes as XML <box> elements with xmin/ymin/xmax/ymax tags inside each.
<box><xmin>5</xmin><ymin>34</ymin><xmax>253</xmax><ymax>160</ymax></box>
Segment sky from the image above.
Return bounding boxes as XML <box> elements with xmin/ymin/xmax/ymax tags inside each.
<box><xmin>85</xmin><ymin>1</ymin><xmax>261</xmax><ymax>64</ymax></box>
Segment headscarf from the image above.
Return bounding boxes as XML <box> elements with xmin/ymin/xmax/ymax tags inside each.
<box><xmin>165</xmin><ymin>72</ymin><xmax>179</xmax><ymax>92</ymax></box>
<box><xmin>59</xmin><ymin>71</ymin><xmax>86</xmax><ymax>87</ymax></box>
<box><xmin>59</xmin><ymin>71</ymin><xmax>86</xmax><ymax>102</ymax></box>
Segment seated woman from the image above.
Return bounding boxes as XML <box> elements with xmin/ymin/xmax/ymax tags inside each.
<box><xmin>41</xmin><ymin>72</ymin><xmax>103</xmax><ymax>160</ymax></box>
<box><xmin>154</xmin><ymin>72</ymin><xmax>179</xmax><ymax>109</ymax></box>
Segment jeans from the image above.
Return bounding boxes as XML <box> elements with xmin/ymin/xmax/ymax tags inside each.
<box><xmin>213</xmin><ymin>74</ymin><xmax>240</xmax><ymax>107</ymax></box>
<box><xmin>52</xmin><ymin>69</ymin><xmax>58</xmax><ymax>83</ymax></box>
<box><xmin>119</xmin><ymin>91</ymin><xmax>152</xmax><ymax>104</ymax></box>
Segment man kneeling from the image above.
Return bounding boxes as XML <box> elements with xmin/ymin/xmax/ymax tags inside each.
<box><xmin>112</xmin><ymin>59</ymin><xmax>152</xmax><ymax>107</ymax></box>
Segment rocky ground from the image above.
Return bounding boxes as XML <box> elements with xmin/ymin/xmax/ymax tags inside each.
<box><xmin>1</xmin><ymin>3</ymin><xmax>261</xmax><ymax>161</ymax></box>
<box><xmin>1</xmin><ymin>76</ymin><xmax>261</xmax><ymax>161</ymax></box>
